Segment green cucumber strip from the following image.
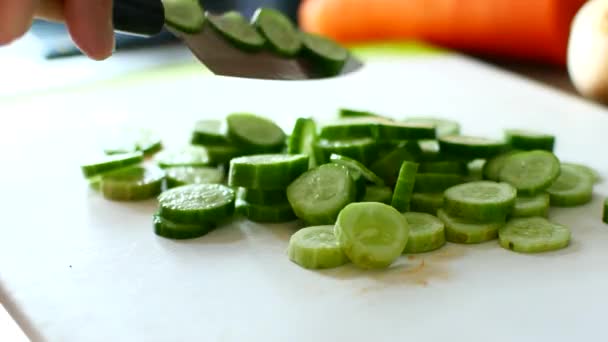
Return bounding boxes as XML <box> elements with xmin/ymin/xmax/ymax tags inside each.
<box><xmin>155</xmin><ymin>146</ymin><xmax>210</xmax><ymax>168</ymax></box>
<box><xmin>604</xmin><ymin>198</ymin><xmax>608</xmax><ymax>224</ymax></box>
<box><xmin>466</xmin><ymin>159</ymin><xmax>486</xmax><ymax>181</ymax></box>
<box><xmin>498</xmin><ymin>217</ymin><xmax>571</xmax><ymax>253</ymax></box>
<box><xmin>482</xmin><ymin>151</ymin><xmax>518</xmax><ymax>181</ymax></box>
<box><xmin>403</xmin><ymin>117</ymin><xmax>461</xmax><ymax>137</ymax></box>
<box><xmin>205</xmin><ymin>144</ymin><xmax>242</xmax><ymax>165</ymax></box>
<box><xmin>163</xmin><ymin>0</ymin><xmax>205</xmax><ymax>33</ymax></box>
<box><xmin>226</xmin><ymin>113</ymin><xmax>286</xmax><ymax>152</ymax></box>
<box><xmin>239</xmin><ymin>200</ymin><xmax>296</xmax><ymax>223</ymax></box>
<box><xmin>413</xmin><ymin>173</ymin><xmax>463</xmax><ymax>193</ymax></box>
<box><xmin>351</xmin><ymin>169</ymin><xmax>367</xmax><ymax>201</ymax></box>
<box><xmin>505</xmin><ymin>129</ymin><xmax>555</xmax><ymax>151</ymax></box>
<box><xmin>330</xmin><ymin>153</ymin><xmax>385</xmax><ymax>186</ymax></box>
<box><xmin>370</xmin><ymin>145</ymin><xmax>418</xmax><ymax>186</ymax></box>
<box><xmin>153</xmin><ymin>214</ymin><xmax>215</xmax><ymax>240</ymax></box>
<box><xmin>444</xmin><ymin>181</ymin><xmax>516</xmax><ymax>222</ymax></box>
<box><xmin>314</xmin><ymin>138</ymin><xmax>377</xmax><ymax>166</ymax></box>
<box><xmin>375</xmin><ymin>121</ymin><xmax>436</xmax><ymax>141</ymax></box>
<box><xmin>158</xmin><ymin>184</ymin><xmax>235</xmax><ymax>224</ymax></box>
<box><xmin>498</xmin><ymin>150</ymin><xmax>560</xmax><ymax>195</ymax></box>
<box><xmin>165</xmin><ymin>166</ymin><xmax>224</xmax><ymax>188</ymax></box>
<box><xmin>437</xmin><ymin>209</ymin><xmax>504</xmax><ymax>244</ymax></box>
<box><xmin>103</xmin><ymin>128</ymin><xmax>162</xmax><ymax>156</ymax></box>
<box><xmin>511</xmin><ymin>193</ymin><xmax>550</xmax><ymax>218</ymax></box>
<box><xmin>286</xmin><ymin>163</ymin><xmax>356</xmax><ymax>225</ymax></box>
<box><xmin>362</xmin><ymin>186</ymin><xmax>393</xmax><ymax>204</ymax></box>
<box><xmin>191</xmin><ymin>119</ymin><xmax>230</xmax><ymax>146</ymax></box>
<box><xmin>228</xmin><ymin>154</ymin><xmax>309</xmax><ymax>190</ymax></box>
<box><xmin>252</xmin><ymin>8</ymin><xmax>301</xmax><ymax>56</ymax></box>
<box><xmin>439</xmin><ymin>135</ymin><xmax>507</xmax><ymax>159</ymax></box>
<box><xmin>101</xmin><ymin>165</ymin><xmax>165</xmax><ymax>201</ymax></box>
<box><xmin>546</xmin><ymin>163</ymin><xmax>594</xmax><ymax>207</ymax></box>
<box><xmin>410</xmin><ymin>192</ymin><xmax>444</xmax><ymax>215</ymax></box>
<box><xmin>287</xmin><ymin>117</ymin><xmax>317</xmax><ymax>167</ymax></box>
<box><xmin>419</xmin><ymin>161</ymin><xmax>467</xmax><ymax>175</ymax></box>
<box><xmin>287</xmin><ymin>225</ymin><xmax>349</xmax><ymax>269</ymax></box>
<box><xmin>335</xmin><ymin>202</ymin><xmax>409</xmax><ymax>269</ymax></box>
<box><xmin>339</xmin><ymin>108</ymin><xmax>386</xmax><ymax>119</ymax></box>
<box><xmin>402</xmin><ymin>212</ymin><xmax>446</xmax><ymax>254</ymax></box>
<box><xmin>319</xmin><ymin>118</ymin><xmax>380</xmax><ymax>140</ymax></box>
<box><xmin>241</xmin><ymin>188</ymin><xmax>288</xmax><ymax>205</ymax></box>
<box><xmin>301</xmin><ymin>32</ymin><xmax>349</xmax><ymax>77</ymax></box>
<box><xmin>206</xmin><ymin>11</ymin><xmax>265</xmax><ymax>51</ymax></box>
<box><xmin>391</xmin><ymin>161</ymin><xmax>419</xmax><ymax>212</ymax></box>
<box><xmin>562</xmin><ymin>162</ymin><xmax>601</xmax><ymax>184</ymax></box>
<box><xmin>81</xmin><ymin>152</ymin><xmax>144</xmax><ymax>178</ymax></box>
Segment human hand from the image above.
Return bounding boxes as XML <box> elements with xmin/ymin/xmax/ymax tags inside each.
<box><xmin>0</xmin><ymin>0</ymin><xmax>115</xmax><ymax>60</ymax></box>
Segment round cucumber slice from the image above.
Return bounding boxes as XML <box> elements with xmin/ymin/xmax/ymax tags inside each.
<box><xmin>391</xmin><ymin>161</ymin><xmax>419</xmax><ymax>212</ymax></box>
<box><xmin>410</xmin><ymin>192</ymin><xmax>444</xmax><ymax>215</ymax></box>
<box><xmin>205</xmin><ymin>144</ymin><xmax>242</xmax><ymax>166</ymax></box>
<box><xmin>228</xmin><ymin>154</ymin><xmax>309</xmax><ymax>190</ymax></box>
<box><xmin>101</xmin><ymin>165</ymin><xmax>165</xmax><ymax>201</ymax></box>
<box><xmin>239</xmin><ymin>200</ymin><xmax>296</xmax><ymax>223</ymax></box>
<box><xmin>361</xmin><ymin>186</ymin><xmax>393</xmax><ymax>204</ymax></box>
<box><xmin>546</xmin><ymin>163</ymin><xmax>594</xmax><ymax>207</ymax></box>
<box><xmin>335</xmin><ymin>202</ymin><xmax>409</xmax><ymax>269</ymax></box>
<box><xmin>439</xmin><ymin>135</ymin><xmax>507</xmax><ymax>159</ymax></box>
<box><xmin>241</xmin><ymin>188</ymin><xmax>288</xmax><ymax>205</ymax></box>
<box><xmin>153</xmin><ymin>214</ymin><xmax>215</xmax><ymax>240</ymax></box>
<box><xmin>165</xmin><ymin>166</ymin><xmax>224</xmax><ymax>188</ymax></box>
<box><xmin>402</xmin><ymin>212</ymin><xmax>446</xmax><ymax>254</ymax></box>
<box><xmin>562</xmin><ymin>162</ymin><xmax>600</xmax><ymax>184</ymax></box>
<box><xmin>444</xmin><ymin>181</ymin><xmax>516</xmax><ymax>222</ymax></box>
<box><xmin>252</xmin><ymin>8</ymin><xmax>301</xmax><ymax>56</ymax></box>
<box><xmin>375</xmin><ymin>121</ymin><xmax>436</xmax><ymax>141</ymax></box>
<box><xmin>370</xmin><ymin>145</ymin><xmax>418</xmax><ymax>186</ymax></box>
<box><xmin>330</xmin><ymin>153</ymin><xmax>385</xmax><ymax>186</ymax></box>
<box><xmin>437</xmin><ymin>209</ymin><xmax>503</xmax><ymax>244</ymax></box>
<box><xmin>288</xmin><ymin>225</ymin><xmax>349</xmax><ymax>269</ymax></box>
<box><xmin>301</xmin><ymin>32</ymin><xmax>349</xmax><ymax>77</ymax></box>
<box><xmin>163</xmin><ymin>0</ymin><xmax>205</xmax><ymax>33</ymax></box>
<box><xmin>413</xmin><ymin>173</ymin><xmax>463</xmax><ymax>193</ymax></box>
<box><xmin>319</xmin><ymin>118</ymin><xmax>379</xmax><ymax>140</ymax></box>
<box><xmin>314</xmin><ymin>138</ymin><xmax>377</xmax><ymax>166</ymax></box>
<box><xmin>191</xmin><ymin>119</ymin><xmax>230</xmax><ymax>145</ymax></box>
<box><xmin>158</xmin><ymin>184</ymin><xmax>235</xmax><ymax>224</ymax></box>
<box><xmin>226</xmin><ymin>113</ymin><xmax>286</xmax><ymax>152</ymax></box>
<box><xmin>287</xmin><ymin>117</ymin><xmax>317</xmax><ymax>167</ymax></box>
<box><xmin>498</xmin><ymin>217</ymin><xmax>571</xmax><ymax>253</ymax></box>
<box><xmin>403</xmin><ymin>117</ymin><xmax>461</xmax><ymax>137</ymax></box>
<box><xmin>81</xmin><ymin>152</ymin><xmax>144</xmax><ymax>178</ymax></box>
<box><xmin>419</xmin><ymin>161</ymin><xmax>467</xmax><ymax>175</ymax></box>
<box><xmin>482</xmin><ymin>151</ymin><xmax>518</xmax><ymax>181</ymax></box>
<box><xmin>339</xmin><ymin>108</ymin><xmax>385</xmax><ymax>119</ymax></box>
<box><xmin>287</xmin><ymin>163</ymin><xmax>356</xmax><ymax>225</ymax></box>
<box><xmin>505</xmin><ymin>129</ymin><xmax>555</xmax><ymax>151</ymax></box>
<box><xmin>511</xmin><ymin>193</ymin><xmax>550</xmax><ymax>218</ymax></box>
<box><xmin>103</xmin><ymin>127</ymin><xmax>162</xmax><ymax>156</ymax></box>
<box><xmin>155</xmin><ymin>146</ymin><xmax>210</xmax><ymax>168</ymax></box>
<box><xmin>207</xmin><ymin>11</ymin><xmax>265</xmax><ymax>51</ymax></box>
<box><xmin>498</xmin><ymin>150</ymin><xmax>560</xmax><ymax>195</ymax></box>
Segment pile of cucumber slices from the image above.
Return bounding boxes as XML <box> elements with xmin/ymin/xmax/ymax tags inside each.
<box><xmin>80</xmin><ymin>108</ymin><xmax>606</xmax><ymax>271</ymax></box>
<box><xmin>161</xmin><ymin>1</ymin><xmax>350</xmax><ymax>76</ymax></box>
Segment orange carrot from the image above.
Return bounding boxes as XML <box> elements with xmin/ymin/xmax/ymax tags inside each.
<box><xmin>299</xmin><ymin>0</ymin><xmax>587</xmax><ymax>65</ymax></box>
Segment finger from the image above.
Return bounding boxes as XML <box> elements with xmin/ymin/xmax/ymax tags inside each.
<box><xmin>36</xmin><ymin>0</ymin><xmax>64</xmax><ymax>22</ymax></box>
<box><xmin>64</xmin><ymin>0</ymin><xmax>114</xmax><ymax>60</ymax></box>
<box><xmin>0</xmin><ymin>0</ymin><xmax>37</xmax><ymax>44</ymax></box>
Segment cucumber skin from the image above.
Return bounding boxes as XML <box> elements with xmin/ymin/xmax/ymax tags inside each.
<box><xmin>506</xmin><ymin>131</ymin><xmax>555</xmax><ymax>152</ymax></box>
<box><xmin>228</xmin><ymin>154</ymin><xmax>309</xmax><ymax>190</ymax></box>
<box><xmin>604</xmin><ymin>199</ymin><xmax>608</xmax><ymax>224</ymax></box>
<box><xmin>410</xmin><ymin>193</ymin><xmax>444</xmax><ymax>215</ymax></box>
<box><xmin>391</xmin><ymin>162</ymin><xmax>419</xmax><ymax>212</ymax></box>
<box><xmin>444</xmin><ymin>181</ymin><xmax>516</xmax><ymax>222</ymax></box>
<box><xmin>153</xmin><ymin>215</ymin><xmax>215</xmax><ymax>240</ymax></box>
<box><xmin>239</xmin><ymin>201</ymin><xmax>296</xmax><ymax>223</ymax></box>
<box><xmin>413</xmin><ymin>173</ymin><xmax>463</xmax><ymax>193</ymax></box>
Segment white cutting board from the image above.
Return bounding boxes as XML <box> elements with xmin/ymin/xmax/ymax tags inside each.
<box><xmin>1</xmin><ymin>48</ymin><xmax>608</xmax><ymax>342</ymax></box>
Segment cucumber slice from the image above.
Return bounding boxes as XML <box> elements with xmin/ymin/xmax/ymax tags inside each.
<box><xmin>319</xmin><ymin>118</ymin><xmax>379</xmax><ymax>140</ymax></box>
<box><xmin>439</xmin><ymin>135</ymin><xmax>507</xmax><ymax>159</ymax></box>
<box><xmin>391</xmin><ymin>161</ymin><xmax>419</xmax><ymax>212</ymax></box>
<box><xmin>444</xmin><ymin>181</ymin><xmax>516</xmax><ymax>221</ymax></box>
<box><xmin>335</xmin><ymin>202</ymin><xmax>409</xmax><ymax>269</ymax></box>
<box><xmin>483</xmin><ymin>151</ymin><xmax>518</xmax><ymax>181</ymax></box>
<box><xmin>361</xmin><ymin>186</ymin><xmax>393</xmax><ymax>204</ymax></box>
<box><xmin>505</xmin><ymin>129</ymin><xmax>555</xmax><ymax>151</ymax></box>
<box><xmin>329</xmin><ymin>153</ymin><xmax>385</xmax><ymax>186</ymax></box>
<box><xmin>314</xmin><ymin>138</ymin><xmax>377</xmax><ymax>166</ymax></box>
<box><xmin>207</xmin><ymin>11</ymin><xmax>265</xmax><ymax>51</ymax></box>
<box><xmin>410</xmin><ymin>192</ymin><xmax>444</xmax><ymax>215</ymax></box>
<box><xmin>158</xmin><ymin>184</ymin><xmax>236</xmax><ymax>224</ymax></box>
<box><xmin>241</xmin><ymin>188</ymin><xmax>288</xmax><ymax>205</ymax></box>
<box><xmin>562</xmin><ymin>162</ymin><xmax>600</xmax><ymax>184</ymax></box>
<box><xmin>191</xmin><ymin>119</ymin><xmax>230</xmax><ymax>146</ymax></box>
<box><xmin>370</xmin><ymin>145</ymin><xmax>418</xmax><ymax>186</ymax></box>
<box><xmin>103</xmin><ymin>128</ymin><xmax>162</xmax><ymax>156</ymax></box>
<box><xmin>419</xmin><ymin>161</ymin><xmax>467</xmax><ymax>175</ymax></box>
<box><xmin>205</xmin><ymin>144</ymin><xmax>242</xmax><ymax>165</ymax></box>
<box><xmin>101</xmin><ymin>165</ymin><xmax>165</xmax><ymax>201</ymax></box>
<box><xmin>466</xmin><ymin>159</ymin><xmax>486</xmax><ymax>181</ymax></box>
<box><xmin>155</xmin><ymin>146</ymin><xmax>210</xmax><ymax>168</ymax></box>
<box><xmin>226</xmin><ymin>113</ymin><xmax>286</xmax><ymax>152</ymax></box>
<box><xmin>339</xmin><ymin>108</ymin><xmax>386</xmax><ymax>119</ymax></box>
<box><xmin>498</xmin><ymin>217</ymin><xmax>571</xmax><ymax>253</ymax></box>
<box><xmin>81</xmin><ymin>152</ymin><xmax>144</xmax><ymax>178</ymax></box>
<box><xmin>301</xmin><ymin>32</ymin><xmax>349</xmax><ymax>76</ymax></box>
<box><xmin>403</xmin><ymin>117</ymin><xmax>461</xmax><ymax>137</ymax></box>
<box><xmin>228</xmin><ymin>154</ymin><xmax>309</xmax><ymax>190</ymax></box>
<box><xmin>402</xmin><ymin>212</ymin><xmax>446</xmax><ymax>254</ymax></box>
<box><xmin>413</xmin><ymin>173</ymin><xmax>463</xmax><ymax>193</ymax></box>
<box><xmin>163</xmin><ymin>0</ymin><xmax>205</xmax><ymax>33</ymax></box>
<box><xmin>165</xmin><ymin>166</ymin><xmax>224</xmax><ymax>188</ymax></box>
<box><xmin>239</xmin><ymin>200</ymin><xmax>296</xmax><ymax>223</ymax></box>
<box><xmin>546</xmin><ymin>163</ymin><xmax>594</xmax><ymax>207</ymax></box>
<box><xmin>287</xmin><ymin>117</ymin><xmax>317</xmax><ymax>167</ymax></box>
<box><xmin>498</xmin><ymin>150</ymin><xmax>560</xmax><ymax>195</ymax></box>
<box><xmin>437</xmin><ymin>209</ymin><xmax>503</xmax><ymax>244</ymax></box>
<box><xmin>375</xmin><ymin>121</ymin><xmax>436</xmax><ymax>141</ymax></box>
<box><xmin>604</xmin><ymin>198</ymin><xmax>608</xmax><ymax>224</ymax></box>
<box><xmin>286</xmin><ymin>163</ymin><xmax>356</xmax><ymax>225</ymax></box>
<box><xmin>287</xmin><ymin>225</ymin><xmax>349</xmax><ymax>269</ymax></box>
<box><xmin>511</xmin><ymin>193</ymin><xmax>550</xmax><ymax>218</ymax></box>
<box><xmin>350</xmin><ymin>169</ymin><xmax>367</xmax><ymax>201</ymax></box>
<box><xmin>153</xmin><ymin>214</ymin><xmax>215</xmax><ymax>240</ymax></box>
<box><xmin>252</xmin><ymin>8</ymin><xmax>301</xmax><ymax>57</ymax></box>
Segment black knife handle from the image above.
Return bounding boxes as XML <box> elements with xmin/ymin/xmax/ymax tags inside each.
<box><xmin>113</xmin><ymin>0</ymin><xmax>165</xmax><ymax>37</ymax></box>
